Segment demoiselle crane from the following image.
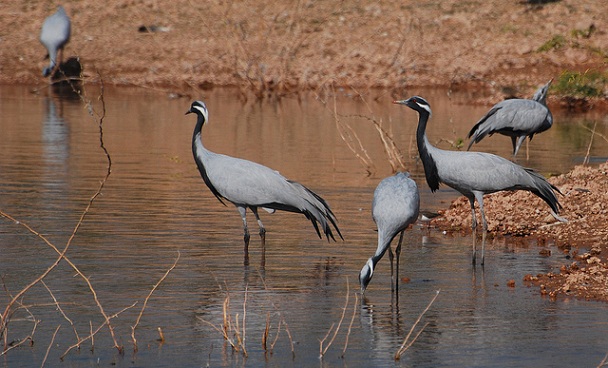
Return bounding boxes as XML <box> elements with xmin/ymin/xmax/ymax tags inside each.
<box><xmin>393</xmin><ymin>96</ymin><xmax>564</xmax><ymax>265</ymax></box>
<box><xmin>185</xmin><ymin>101</ymin><xmax>343</xmax><ymax>255</ymax></box>
<box><xmin>467</xmin><ymin>79</ymin><xmax>553</xmax><ymax>158</ymax></box>
<box><xmin>359</xmin><ymin>172</ymin><xmax>419</xmax><ymax>294</ymax></box>
<box><xmin>40</xmin><ymin>5</ymin><xmax>71</xmax><ymax>77</ymax></box>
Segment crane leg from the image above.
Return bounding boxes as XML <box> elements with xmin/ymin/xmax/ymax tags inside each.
<box><xmin>473</xmin><ymin>192</ymin><xmax>487</xmax><ymax>266</ymax></box>
<box><xmin>388</xmin><ymin>247</ymin><xmax>395</xmax><ymax>292</ymax></box>
<box><xmin>250</xmin><ymin>207</ymin><xmax>266</xmax><ymax>243</ymax></box>
<box><xmin>236</xmin><ymin>206</ymin><xmax>250</xmax><ymax>256</ymax></box>
<box><xmin>512</xmin><ymin>136</ymin><xmax>526</xmax><ymax>159</ymax></box>
<box><xmin>467</xmin><ymin>196</ymin><xmax>478</xmax><ymax>231</ymax></box>
<box><xmin>251</xmin><ymin>207</ymin><xmax>267</xmax><ymax>268</ymax></box>
<box><xmin>395</xmin><ymin>231</ymin><xmax>404</xmax><ymax>294</ymax></box>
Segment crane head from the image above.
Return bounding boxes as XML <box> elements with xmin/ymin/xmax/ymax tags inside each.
<box><xmin>186</xmin><ymin>100</ymin><xmax>209</xmax><ymax>123</ymax></box>
<box><xmin>393</xmin><ymin>96</ymin><xmax>431</xmax><ymax>115</ymax></box>
<box><xmin>359</xmin><ymin>258</ymin><xmax>374</xmax><ymax>293</ymax></box>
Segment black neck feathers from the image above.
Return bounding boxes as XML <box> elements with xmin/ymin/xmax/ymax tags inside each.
<box><xmin>415</xmin><ymin>110</ymin><xmax>441</xmax><ymax>192</ymax></box>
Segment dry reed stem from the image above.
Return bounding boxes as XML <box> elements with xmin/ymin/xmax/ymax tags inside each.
<box><xmin>318</xmin><ymin>322</ymin><xmax>334</xmax><ymax>357</ymax></box>
<box><xmin>331</xmin><ymin>86</ymin><xmax>375</xmax><ymax>175</ymax></box>
<box><xmin>0</xmin><ymin>305</ymin><xmax>39</xmax><ymax>357</ymax></box>
<box><xmin>323</xmin><ymin>279</ymin><xmax>350</xmax><ymax>355</ymax></box>
<box><xmin>89</xmin><ymin>321</ymin><xmax>94</xmax><ymax>352</ymax></box>
<box><xmin>394</xmin><ymin>290</ymin><xmax>440</xmax><ymax>360</ymax></box>
<box><xmin>257</xmin><ymin>271</ymin><xmax>295</xmax><ymax>357</ymax></box>
<box><xmin>60</xmin><ymin>302</ymin><xmax>137</xmax><ymax>360</ymax></box>
<box><xmin>582</xmin><ymin>120</ymin><xmax>598</xmax><ymax>165</ymax></box>
<box><xmin>41</xmin><ymin>325</ymin><xmax>61</xmax><ymax>368</ymax></box>
<box><xmin>131</xmin><ymin>251</ymin><xmax>181</xmax><ymax>352</ymax></box>
<box><xmin>341</xmin><ymin>291</ymin><xmax>359</xmax><ymax>358</ymax></box>
<box><xmin>241</xmin><ymin>286</ymin><xmax>248</xmax><ymax>357</ymax></box>
<box><xmin>268</xmin><ymin>315</ymin><xmax>282</xmax><ymax>352</ymax></box>
<box><xmin>41</xmin><ymin>281</ymin><xmax>80</xmax><ymax>345</ymax></box>
<box><xmin>282</xmin><ymin>316</ymin><xmax>295</xmax><ymax>358</ymax></box>
<box><xmin>198</xmin><ymin>288</ymin><xmax>253</xmax><ymax>354</ymax></box>
<box><xmin>348</xmin><ymin>86</ymin><xmax>407</xmax><ymax>172</ymax></box>
<box><xmin>262</xmin><ymin>312</ymin><xmax>270</xmax><ymax>351</ymax></box>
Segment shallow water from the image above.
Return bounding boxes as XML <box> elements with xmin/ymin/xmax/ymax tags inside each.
<box><xmin>0</xmin><ymin>84</ymin><xmax>607</xmax><ymax>367</ymax></box>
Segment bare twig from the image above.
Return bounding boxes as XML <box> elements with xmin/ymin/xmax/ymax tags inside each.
<box><xmin>61</xmin><ymin>302</ymin><xmax>137</xmax><ymax>360</ymax></box>
<box><xmin>318</xmin><ymin>322</ymin><xmax>334</xmax><ymax>357</ymax></box>
<box><xmin>331</xmin><ymin>86</ymin><xmax>375</xmax><ymax>175</ymax></box>
<box><xmin>242</xmin><ymin>286</ymin><xmax>248</xmax><ymax>356</ymax></box>
<box><xmin>341</xmin><ymin>291</ymin><xmax>359</xmax><ymax>358</ymax></box>
<box><xmin>41</xmin><ymin>325</ymin><xmax>61</xmax><ymax>368</ymax></box>
<box><xmin>131</xmin><ymin>251</ymin><xmax>181</xmax><ymax>352</ymax></box>
<box><xmin>262</xmin><ymin>312</ymin><xmax>270</xmax><ymax>351</ymax></box>
<box><xmin>324</xmin><ymin>279</ymin><xmax>350</xmax><ymax>356</ymax></box>
<box><xmin>0</xmin><ymin>306</ymin><xmax>39</xmax><ymax>357</ymax></box>
<box><xmin>41</xmin><ymin>281</ymin><xmax>80</xmax><ymax>345</ymax></box>
<box><xmin>583</xmin><ymin>120</ymin><xmax>598</xmax><ymax>165</ymax></box>
<box><xmin>282</xmin><ymin>316</ymin><xmax>295</xmax><ymax>358</ymax></box>
<box><xmin>394</xmin><ymin>290</ymin><xmax>440</xmax><ymax>360</ymax></box>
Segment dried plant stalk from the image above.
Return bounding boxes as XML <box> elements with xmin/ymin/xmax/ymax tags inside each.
<box><xmin>131</xmin><ymin>251</ymin><xmax>181</xmax><ymax>351</ymax></box>
<box><xmin>41</xmin><ymin>325</ymin><xmax>61</xmax><ymax>368</ymax></box>
<box><xmin>341</xmin><ymin>291</ymin><xmax>359</xmax><ymax>358</ymax></box>
<box><xmin>394</xmin><ymin>290</ymin><xmax>440</xmax><ymax>360</ymax></box>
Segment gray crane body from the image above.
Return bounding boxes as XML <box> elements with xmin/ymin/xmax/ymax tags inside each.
<box><xmin>359</xmin><ymin>172</ymin><xmax>419</xmax><ymax>293</ymax></box>
<box><xmin>186</xmin><ymin>101</ymin><xmax>342</xmax><ymax>246</ymax></box>
<box><xmin>467</xmin><ymin>80</ymin><xmax>553</xmax><ymax>157</ymax></box>
<box><xmin>394</xmin><ymin>96</ymin><xmax>563</xmax><ymax>264</ymax></box>
<box><xmin>40</xmin><ymin>6</ymin><xmax>71</xmax><ymax>77</ymax></box>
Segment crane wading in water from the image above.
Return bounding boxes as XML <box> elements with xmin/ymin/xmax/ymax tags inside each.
<box><xmin>393</xmin><ymin>96</ymin><xmax>565</xmax><ymax>265</ymax></box>
<box><xmin>40</xmin><ymin>5</ymin><xmax>71</xmax><ymax>77</ymax></box>
<box><xmin>185</xmin><ymin>101</ymin><xmax>342</xmax><ymax>257</ymax></box>
<box><xmin>467</xmin><ymin>79</ymin><xmax>553</xmax><ymax>159</ymax></box>
<box><xmin>359</xmin><ymin>172</ymin><xmax>419</xmax><ymax>294</ymax></box>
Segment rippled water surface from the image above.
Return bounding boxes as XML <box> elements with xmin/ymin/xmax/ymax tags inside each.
<box><xmin>1</xmin><ymin>85</ymin><xmax>607</xmax><ymax>367</ymax></box>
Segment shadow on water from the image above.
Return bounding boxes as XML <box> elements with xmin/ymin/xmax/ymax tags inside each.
<box><xmin>0</xmin><ymin>85</ymin><xmax>607</xmax><ymax>367</ymax></box>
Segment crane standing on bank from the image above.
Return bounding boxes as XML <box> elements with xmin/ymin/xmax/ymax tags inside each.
<box><xmin>40</xmin><ymin>5</ymin><xmax>71</xmax><ymax>77</ymax></box>
<box><xmin>467</xmin><ymin>80</ymin><xmax>553</xmax><ymax>159</ymax></box>
<box><xmin>394</xmin><ymin>96</ymin><xmax>564</xmax><ymax>265</ymax></box>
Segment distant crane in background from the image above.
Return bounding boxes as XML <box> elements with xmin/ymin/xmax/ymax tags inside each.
<box><xmin>467</xmin><ymin>79</ymin><xmax>553</xmax><ymax>159</ymax></box>
<box><xmin>185</xmin><ymin>101</ymin><xmax>342</xmax><ymax>259</ymax></box>
<box><xmin>40</xmin><ymin>5</ymin><xmax>71</xmax><ymax>77</ymax></box>
<box><xmin>393</xmin><ymin>96</ymin><xmax>565</xmax><ymax>265</ymax></box>
<box><xmin>359</xmin><ymin>172</ymin><xmax>419</xmax><ymax>294</ymax></box>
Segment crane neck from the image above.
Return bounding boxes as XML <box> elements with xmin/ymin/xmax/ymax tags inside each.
<box><xmin>415</xmin><ymin>110</ymin><xmax>441</xmax><ymax>192</ymax></box>
<box><xmin>192</xmin><ymin>115</ymin><xmax>206</xmax><ymax>152</ymax></box>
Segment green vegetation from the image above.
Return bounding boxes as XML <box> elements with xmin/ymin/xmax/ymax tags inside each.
<box><xmin>552</xmin><ymin>70</ymin><xmax>608</xmax><ymax>98</ymax></box>
<box><xmin>537</xmin><ymin>35</ymin><xmax>566</xmax><ymax>52</ymax></box>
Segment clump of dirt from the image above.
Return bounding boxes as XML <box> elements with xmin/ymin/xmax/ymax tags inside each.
<box><xmin>431</xmin><ymin>161</ymin><xmax>608</xmax><ymax>301</ymax></box>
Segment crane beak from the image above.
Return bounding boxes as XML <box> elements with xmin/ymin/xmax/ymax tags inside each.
<box><xmin>392</xmin><ymin>99</ymin><xmax>407</xmax><ymax>105</ymax></box>
<box><xmin>185</xmin><ymin>109</ymin><xmax>192</xmax><ymax>115</ymax></box>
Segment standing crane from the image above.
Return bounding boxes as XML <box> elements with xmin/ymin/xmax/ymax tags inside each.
<box><xmin>40</xmin><ymin>5</ymin><xmax>71</xmax><ymax>77</ymax></box>
<box><xmin>185</xmin><ymin>101</ymin><xmax>342</xmax><ymax>256</ymax></box>
<box><xmin>359</xmin><ymin>172</ymin><xmax>419</xmax><ymax>294</ymax></box>
<box><xmin>467</xmin><ymin>79</ymin><xmax>553</xmax><ymax>159</ymax></box>
<box><xmin>393</xmin><ymin>96</ymin><xmax>564</xmax><ymax>265</ymax></box>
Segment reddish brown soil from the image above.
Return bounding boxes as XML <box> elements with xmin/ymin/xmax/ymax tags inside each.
<box><xmin>1</xmin><ymin>1</ymin><xmax>607</xmax><ymax>300</ymax></box>
<box><xmin>2</xmin><ymin>1</ymin><xmax>607</xmax><ymax>99</ymax></box>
